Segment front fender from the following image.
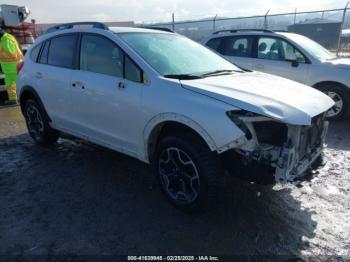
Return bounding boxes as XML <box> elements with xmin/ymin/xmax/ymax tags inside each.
<box><xmin>143</xmin><ymin>113</ymin><xmax>218</xmax><ymax>155</ymax></box>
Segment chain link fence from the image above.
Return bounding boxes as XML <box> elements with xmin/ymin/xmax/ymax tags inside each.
<box><xmin>144</xmin><ymin>6</ymin><xmax>350</xmax><ymax>57</ymax></box>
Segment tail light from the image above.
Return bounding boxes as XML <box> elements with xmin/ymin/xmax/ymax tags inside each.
<box><xmin>17</xmin><ymin>61</ymin><xmax>24</xmax><ymax>74</ymax></box>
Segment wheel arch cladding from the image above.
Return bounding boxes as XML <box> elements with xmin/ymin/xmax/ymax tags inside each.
<box><xmin>19</xmin><ymin>86</ymin><xmax>51</xmax><ymax>122</ymax></box>
<box><xmin>144</xmin><ymin>114</ymin><xmax>218</xmax><ymax>163</ymax></box>
<box><xmin>313</xmin><ymin>81</ymin><xmax>350</xmax><ymax>103</ymax></box>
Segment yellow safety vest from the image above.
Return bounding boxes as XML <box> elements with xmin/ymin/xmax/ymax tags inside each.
<box><xmin>0</xmin><ymin>33</ymin><xmax>23</xmax><ymax>63</ymax></box>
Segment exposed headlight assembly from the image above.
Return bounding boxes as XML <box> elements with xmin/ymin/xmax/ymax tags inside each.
<box><xmin>227</xmin><ymin>110</ymin><xmax>288</xmax><ymax>147</ymax></box>
<box><xmin>226</xmin><ymin>110</ymin><xmax>253</xmax><ymax>140</ymax></box>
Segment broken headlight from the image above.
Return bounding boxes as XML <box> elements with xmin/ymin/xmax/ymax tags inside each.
<box><xmin>227</xmin><ymin>110</ymin><xmax>288</xmax><ymax>147</ymax></box>
<box><xmin>226</xmin><ymin>110</ymin><xmax>253</xmax><ymax>140</ymax></box>
<box><xmin>253</xmin><ymin>121</ymin><xmax>288</xmax><ymax>147</ymax></box>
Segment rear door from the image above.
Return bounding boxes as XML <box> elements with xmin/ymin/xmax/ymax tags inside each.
<box><xmin>251</xmin><ymin>36</ymin><xmax>311</xmax><ymax>84</ymax></box>
<box><xmin>33</xmin><ymin>34</ymin><xmax>78</xmax><ymax>129</ymax></box>
<box><xmin>205</xmin><ymin>35</ymin><xmax>254</xmax><ymax>70</ymax></box>
<box><xmin>70</xmin><ymin>33</ymin><xmax>144</xmax><ymax>154</ymax></box>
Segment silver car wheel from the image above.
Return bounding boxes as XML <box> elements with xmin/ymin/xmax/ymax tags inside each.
<box><xmin>326</xmin><ymin>91</ymin><xmax>344</xmax><ymax>118</ymax></box>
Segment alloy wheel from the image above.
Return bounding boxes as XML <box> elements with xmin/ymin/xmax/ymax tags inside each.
<box><xmin>158</xmin><ymin>147</ymin><xmax>200</xmax><ymax>204</ymax></box>
<box><xmin>326</xmin><ymin>91</ymin><xmax>344</xmax><ymax>118</ymax></box>
<box><xmin>26</xmin><ymin>104</ymin><xmax>44</xmax><ymax>141</ymax></box>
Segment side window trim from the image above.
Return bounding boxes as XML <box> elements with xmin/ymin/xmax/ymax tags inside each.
<box><xmin>252</xmin><ymin>35</ymin><xmax>259</xmax><ymax>59</ymax></box>
<box><xmin>30</xmin><ymin>43</ymin><xmax>43</xmax><ymax>63</ymax></box>
<box><xmin>123</xmin><ymin>53</ymin><xmax>144</xmax><ymax>83</ymax></box>
<box><xmin>38</xmin><ymin>40</ymin><xmax>50</xmax><ymax>64</ymax></box>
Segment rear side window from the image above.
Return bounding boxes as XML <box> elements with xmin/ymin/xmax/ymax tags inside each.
<box><xmin>222</xmin><ymin>36</ymin><xmax>253</xmax><ymax>57</ymax></box>
<box><xmin>47</xmin><ymin>35</ymin><xmax>78</xmax><ymax>68</ymax></box>
<box><xmin>30</xmin><ymin>43</ymin><xmax>42</xmax><ymax>62</ymax></box>
<box><xmin>206</xmin><ymin>38</ymin><xmax>224</xmax><ymax>53</ymax></box>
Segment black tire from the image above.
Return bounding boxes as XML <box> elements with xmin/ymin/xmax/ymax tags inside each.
<box><xmin>311</xmin><ymin>153</ymin><xmax>326</xmax><ymax>170</ymax></box>
<box><xmin>318</xmin><ymin>84</ymin><xmax>348</xmax><ymax>120</ymax></box>
<box><xmin>153</xmin><ymin>134</ymin><xmax>222</xmax><ymax>212</ymax></box>
<box><xmin>24</xmin><ymin>99</ymin><xmax>59</xmax><ymax>146</ymax></box>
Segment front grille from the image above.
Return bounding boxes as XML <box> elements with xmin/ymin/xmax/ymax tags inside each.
<box><xmin>298</xmin><ymin>115</ymin><xmax>324</xmax><ymax>159</ymax></box>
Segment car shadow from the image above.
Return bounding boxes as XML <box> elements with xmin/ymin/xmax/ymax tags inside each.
<box><xmin>0</xmin><ymin>133</ymin><xmax>318</xmax><ymax>256</ymax></box>
<box><xmin>326</xmin><ymin>119</ymin><xmax>350</xmax><ymax>151</ymax></box>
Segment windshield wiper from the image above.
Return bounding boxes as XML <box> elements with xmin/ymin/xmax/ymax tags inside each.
<box><xmin>163</xmin><ymin>74</ymin><xmax>202</xmax><ymax>80</ymax></box>
<box><xmin>199</xmin><ymin>69</ymin><xmax>239</xmax><ymax>77</ymax></box>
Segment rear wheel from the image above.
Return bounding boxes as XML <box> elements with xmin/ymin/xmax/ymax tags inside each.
<box><xmin>319</xmin><ymin>84</ymin><xmax>348</xmax><ymax>120</ymax></box>
<box><xmin>24</xmin><ymin>99</ymin><xmax>59</xmax><ymax>146</ymax></box>
<box><xmin>154</xmin><ymin>135</ymin><xmax>222</xmax><ymax>212</ymax></box>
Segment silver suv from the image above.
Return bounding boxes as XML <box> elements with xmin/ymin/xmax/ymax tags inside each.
<box><xmin>203</xmin><ymin>29</ymin><xmax>350</xmax><ymax>120</ymax></box>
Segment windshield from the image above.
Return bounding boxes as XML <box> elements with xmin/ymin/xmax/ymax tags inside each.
<box><xmin>286</xmin><ymin>33</ymin><xmax>337</xmax><ymax>61</ymax></box>
<box><xmin>118</xmin><ymin>32</ymin><xmax>241</xmax><ymax>77</ymax></box>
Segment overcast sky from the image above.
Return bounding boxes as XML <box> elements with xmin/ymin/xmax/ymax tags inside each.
<box><xmin>9</xmin><ymin>0</ymin><xmax>347</xmax><ymax>24</ymax></box>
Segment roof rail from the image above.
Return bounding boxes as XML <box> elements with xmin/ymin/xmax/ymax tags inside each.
<box><xmin>140</xmin><ymin>26</ymin><xmax>174</xmax><ymax>33</ymax></box>
<box><xmin>213</xmin><ymin>29</ymin><xmax>274</xmax><ymax>34</ymax></box>
<box><xmin>45</xmin><ymin>22</ymin><xmax>109</xmax><ymax>34</ymax></box>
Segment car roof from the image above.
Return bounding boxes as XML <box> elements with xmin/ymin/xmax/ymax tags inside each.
<box><xmin>43</xmin><ymin>22</ymin><xmax>174</xmax><ymax>37</ymax></box>
<box><xmin>109</xmin><ymin>26</ymin><xmax>172</xmax><ymax>34</ymax></box>
<box><xmin>205</xmin><ymin>30</ymin><xmax>300</xmax><ymax>40</ymax></box>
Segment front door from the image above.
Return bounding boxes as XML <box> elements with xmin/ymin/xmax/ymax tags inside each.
<box><xmin>70</xmin><ymin>34</ymin><xmax>145</xmax><ymax>155</ymax></box>
<box><xmin>252</xmin><ymin>36</ymin><xmax>310</xmax><ymax>84</ymax></box>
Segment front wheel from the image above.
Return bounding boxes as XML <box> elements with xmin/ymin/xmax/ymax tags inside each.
<box><xmin>154</xmin><ymin>135</ymin><xmax>222</xmax><ymax>212</ymax></box>
<box><xmin>24</xmin><ymin>99</ymin><xmax>59</xmax><ymax>146</ymax></box>
<box><xmin>321</xmin><ymin>85</ymin><xmax>348</xmax><ymax>120</ymax></box>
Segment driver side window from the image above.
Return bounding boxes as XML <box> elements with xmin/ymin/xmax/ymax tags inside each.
<box><xmin>258</xmin><ymin>37</ymin><xmax>306</xmax><ymax>63</ymax></box>
<box><xmin>80</xmin><ymin>34</ymin><xmax>123</xmax><ymax>78</ymax></box>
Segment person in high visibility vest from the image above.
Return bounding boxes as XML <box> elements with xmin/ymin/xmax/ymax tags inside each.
<box><xmin>0</xmin><ymin>29</ymin><xmax>23</xmax><ymax>104</ymax></box>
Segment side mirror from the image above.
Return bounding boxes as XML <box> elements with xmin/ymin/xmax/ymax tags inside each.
<box><xmin>285</xmin><ymin>53</ymin><xmax>299</xmax><ymax>67</ymax></box>
<box><xmin>289</xmin><ymin>60</ymin><xmax>299</xmax><ymax>67</ymax></box>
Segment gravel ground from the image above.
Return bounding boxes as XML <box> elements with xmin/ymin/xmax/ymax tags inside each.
<box><xmin>0</xmin><ymin>105</ymin><xmax>349</xmax><ymax>257</ymax></box>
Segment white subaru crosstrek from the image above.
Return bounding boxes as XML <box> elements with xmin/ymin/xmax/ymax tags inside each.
<box><xmin>17</xmin><ymin>23</ymin><xmax>333</xmax><ymax>211</ymax></box>
<box><xmin>202</xmin><ymin>29</ymin><xmax>350</xmax><ymax>120</ymax></box>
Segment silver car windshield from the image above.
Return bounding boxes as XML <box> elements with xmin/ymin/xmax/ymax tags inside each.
<box><xmin>287</xmin><ymin>33</ymin><xmax>337</xmax><ymax>61</ymax></box>
<box><xmin>118</xmin><ymin>32</ymin><xmax>242</xmax><ymax>77</ymax></box>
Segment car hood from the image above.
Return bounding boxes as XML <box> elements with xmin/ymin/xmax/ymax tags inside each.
<box><xmin>323</xmin><ymin>58</ymin><xmax>350</xmax><ymax>69</ymax></box>
<box><xmin>181</xmin><ymin>72</ymin><xmax>334</xmax><ymax>125</ymax></box>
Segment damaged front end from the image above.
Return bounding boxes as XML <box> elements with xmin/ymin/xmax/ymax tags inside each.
<box><xmin>224</xmin><ymin>111</ymin><xmax>328</xmax><ymax>183</ymax></box>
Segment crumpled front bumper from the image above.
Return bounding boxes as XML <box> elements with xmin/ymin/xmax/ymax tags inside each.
<box><xmin>228</xmin><ymin>114</ymin><xmax>329</xmax><ymax>183</ymax></box>
<box><xmin>271</xmin><ymin>120</ymin><xmax>329</xmax><ymax>183</ymax></box>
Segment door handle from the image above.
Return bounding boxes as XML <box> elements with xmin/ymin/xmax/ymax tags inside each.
<box><xmin>118</xmin><ymin>82</ymin><xmax>127</xmax><ymax>89</ymax></box>
<box><xmin>72</xmin><ymin>81</ymin><xmax>85</xmax><ymax>89</ymax></box>
<box><xmin>35</xmin><ymin>72</ymin><xmax>43</xmax><ymax>79</ymax></box>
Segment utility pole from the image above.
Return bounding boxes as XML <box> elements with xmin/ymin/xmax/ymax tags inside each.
<box><xmin>172</xmin><ymin>13</ymin><xmax>175</xmax><ymax>31</ymax></box>
<box><xmin>294</xmin><ymin>8</ymin><xmax>297</xmax><ymax>25</ymax></box>
<box><xmin>337</xmin><ymin>1</ymin><xmax>349</xmax><ymax>56</ymax></box>
<box><xmin>264</xmin><ymin>9</ymin><xmax>270</xmax><ymax>29</ymax></box>
<box><xmin>213</xmin><ymin>14</ymin><xmax>218</xmax><ymax>32</ymax></box>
